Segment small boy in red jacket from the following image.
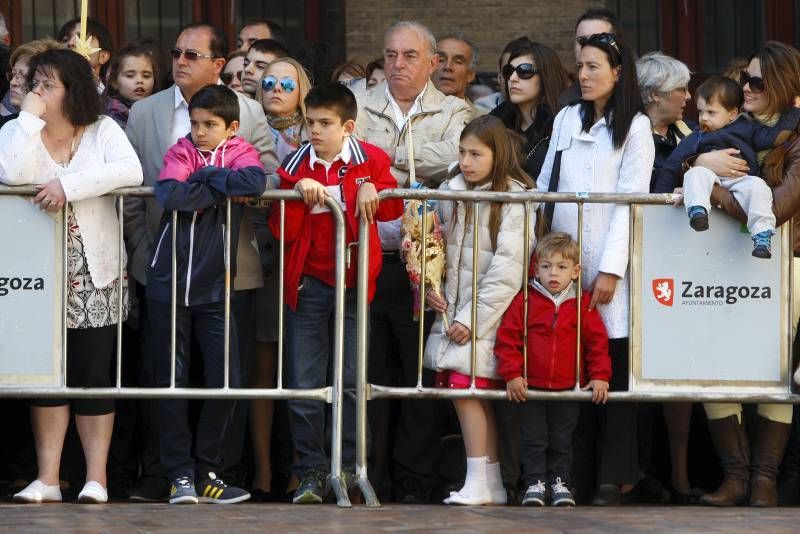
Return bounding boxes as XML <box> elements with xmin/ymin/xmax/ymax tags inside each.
<box><xmin>495</xmin><ymin>232</ymin><xmax>611</xmax><ymax>507</ymax></box>
<box><xmin>268</xmin><ymin>83</ymin><xmax>402</xmax><ymax>504</ymax></box>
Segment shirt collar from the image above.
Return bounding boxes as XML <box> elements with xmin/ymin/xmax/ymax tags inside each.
<box><xmin>308</xmin><ymin>138</ymin><xmax>352</xmax><ymax>169</ymax></box>
<box><xmin>385</xmin><ymin>83</ymin><xmax>427</xmax><ymax>127</ymax></box>
<box><xmin>174</xmin><ymin>85</ymin><xmax>188</xmax><ymax>110</ymax></box>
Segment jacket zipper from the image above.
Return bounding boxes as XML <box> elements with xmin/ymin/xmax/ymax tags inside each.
<box><xmin>548</xmin><ymin>302</ymin><xmax>559</xmax><ymax>389</ymax></box>
<box><xmin>184</xmin><ymin>212</ymin><xmax>198</xmax><ymax>306</ymax></box>
<box><xmin>151</xmin><ymin>223</ymin><xmax>170</xmax><ymax>268</ymax></box>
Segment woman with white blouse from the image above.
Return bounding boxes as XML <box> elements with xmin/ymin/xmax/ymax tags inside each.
<box><xmin>536</xmin><ymin>32</ymin><xmax>655</xmax><ymax>505</ymax></box>
<box><xmin>0</xmin><ymin>48</ymin><xmax>143</xmax><ymax>504</ymax></box>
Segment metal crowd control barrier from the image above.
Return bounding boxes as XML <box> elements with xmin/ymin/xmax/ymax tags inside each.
<box><xmin>0</xmin><ymin>185</ymin><xmax>353</xmax><ymax>507</ymax></box>
<box><xmin>353</xmin><ymin>188</ymin><xmax>800</xmax><ymax>507</ymax></box>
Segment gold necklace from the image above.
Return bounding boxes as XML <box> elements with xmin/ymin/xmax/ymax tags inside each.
<box><xmin>44</xmin><ymin>126</ymin><xmax>80</xmax><ymax>167</ymax></box>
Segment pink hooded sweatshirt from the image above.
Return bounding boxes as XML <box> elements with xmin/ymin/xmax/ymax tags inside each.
<box><xmin>159</xmin><ymin>135</ymin><xmax>263</xmax><ymax>182</ymax></box>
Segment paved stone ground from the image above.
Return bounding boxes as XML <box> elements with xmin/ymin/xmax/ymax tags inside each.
<box><xmin>0</xmin><ymin>503</ymin><xmax>797</xmax><ymax>533</ymax></box>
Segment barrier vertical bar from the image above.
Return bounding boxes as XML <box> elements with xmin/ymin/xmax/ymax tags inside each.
<box><xmin>356</xmin><ymin>215</ymin><xmax>379</xmax><ymax>506</ymax></box>
<box><xmin>522</xmin><ymin>201</ymin><xmax>530</xmax><ymax>384</ymax></box>
<box><xmin>277</xmin><ymin>199</ymin><xmax>285</xmax><ymax>390</ymax></box>
<box><xmin>417</xmin><ymin>200</ymin><xmax>428</xmax><ymax>388</ymax></box>
<box><xmin>470</xmin><ymin>202</ymin><xmax>479</xmax><ymax>388</ymax></box>
<box><xmin>61</xmin><ymin>204</ymin><xmax>68</xmax><ymax>388</ymax></box>
<box><xmin>223</xmin><ymin>199</ymin><xmax>231</xmax><ymax>389</ymax></box>
<box><xmin>574</xmin><ymin>202</ymin><xmax>584</xmax><ymax>390</ymax></box>
<box><xmin>116</xmin><ymin>196</ymin><xmax>124</xmax><ymax>388</ymax></box>
<box><xmin>328</xmin><ymin>197</ymin><xmax>351</xmax><ymax>507</ymax></box>
<box><xmin>170</xmin><ymin>210</ymin><xmax>178</xmax><ymax>389</ymax></box>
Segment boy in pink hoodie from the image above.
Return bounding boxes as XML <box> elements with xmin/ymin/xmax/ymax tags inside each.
<box><xmin>146</xmin><ymin>84</ymin><xmax>266</xmax><ymax>505</ymax></box>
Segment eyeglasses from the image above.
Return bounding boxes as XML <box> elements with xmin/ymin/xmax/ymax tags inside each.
<box><xmin>577</xmin><ymin>32</ymin><xmax>621</xmax><ymax>56</ymax></box>
<box><xmin>261</xmin><ymin>75</ymin><xmax>296</xmax><ymax>93</ymax></box>
<box><xmin>740</xmin><ymin>71</ymin><xmax>765</xmax><ymax>94</ymax></box>
<box><xmin>6</xmin><ymin>69</ymin><xmax>27</xmax><ymax>82</ymax></box>
<box><xmin>221</xmin><ymin>71</ymin><xmax>242</xmax><ymax>85</ymax></box>
<box><xmin>29</xmin><ymin>79</ymin><xmax>64</xmax><ymax>92</ymax></box>
<box><xmin>170</xmin><ymin>48</ymin><xmax>217</xmax><ymax>61</ymax></box>
<box><xmin>501</xmin><ymin>63</ymin><xmax>539</xmax><ymax>80</ymax></box>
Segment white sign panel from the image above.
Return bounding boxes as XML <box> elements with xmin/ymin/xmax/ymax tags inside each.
<box><xmin>0</xmin><ymin>196</ymin><xmax>63</xmax><ymax>386</ymax></box>
<box><xmin>632</xmin><ymin>205</ymin><xmax>789</xmax><ymax>391</ymax></box>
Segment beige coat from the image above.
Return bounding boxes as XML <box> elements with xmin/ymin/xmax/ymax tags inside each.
<box><xmin>355</xmin><ymin>80</ymin><xmax>472</xmax><ymax>188</ymax></box>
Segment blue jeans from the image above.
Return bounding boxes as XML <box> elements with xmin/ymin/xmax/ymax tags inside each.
<box><xmin>285</xmin><ymin>275</ymin><xmax>357</xmax><ymax>476</ymax></box>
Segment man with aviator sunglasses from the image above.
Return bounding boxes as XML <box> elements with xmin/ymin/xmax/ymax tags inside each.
<box><xmin>123</xmin><ymin>22</ymin><xmax>278</xmax><ymax>503</ymax></box>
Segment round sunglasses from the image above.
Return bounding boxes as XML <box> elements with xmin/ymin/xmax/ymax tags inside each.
<box><xmin>221</xmin><ymin>71</ymin><xmax>242</xmax><ymax>85</ymax></box>
<box><xmin>740</xmin><ymin>71</ymin><xmax>765</xmax><ymax>93</ymax></box>
<box><xmin>501</xmin><ymin>63</ymin><xmax>539</xmax><ymax>80</ymax></box>
<box><xmin>262</xmin><ymin>75</ymin><xmax>297</xmax><ymax>93</ymax></box>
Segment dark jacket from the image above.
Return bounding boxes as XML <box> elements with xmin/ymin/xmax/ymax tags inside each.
<box><xmin>653</xmin><ymin>110</ymin><xmax>800</xmax><ymax>193</ymax></box>
<box><xmin>650</xmin><ymin>120</ymin><xmax>694</xmax><ymax>192</ymax></box>
<box><xmin>491</xmin><ymin>101</ymin><xmax>555</xmax><ymax>179</ymax></box>
<box><xmin>146</xmin><ymin>136</ymin><xmax>267</xmax><ymax>306</ymax></box>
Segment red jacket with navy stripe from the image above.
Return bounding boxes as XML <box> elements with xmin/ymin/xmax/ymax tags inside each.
<box><xmin>268</xmin><ymin>138</ymin><xmax>403</xmax><ymax>309</ymax></box>
<box><xmin>495</xmin><ymin>281</ymin><xmax>612</xmax><ymax>389</ymax></box>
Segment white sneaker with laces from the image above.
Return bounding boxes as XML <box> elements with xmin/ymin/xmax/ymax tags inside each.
<box><xmin>13</xmin><ymin>480</ymin><xmax>62</xmax><ymax>503</ymax></box>
<box><xmin>78</xmin><ymin>481</ymin><xmax>108</xmax><ymax>504</ymax></box>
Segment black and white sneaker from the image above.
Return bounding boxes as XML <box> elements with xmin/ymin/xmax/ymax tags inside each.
<box><xmin>169</xmin><ymin>476</ymin><xmax>198</xmax><ymax>505</ymax></box>
<box><xmin>197</xmin><ymin>472</ymin><xmax>251</xmax><ymax>504</ymax></box>
<box><xmin>550</xmin><ymin>477</ymin><xmax>575</xmax><ymax>506</ymax></box>
<box><xmin>521</xmin><ymin>480</ymin><xmax>546</xmax><ymax>506</ymax></box>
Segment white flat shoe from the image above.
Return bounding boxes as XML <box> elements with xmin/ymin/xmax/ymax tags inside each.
<box><xmin>443</xmin><ymin>489</ymin><xmax>492</xmax><ymax>506</ymax></box>
<box><xmin>13</xmin><ymin>480</ymin><xmax>62</xmax><ymax>503</ymax></box>
<box><xmin>794</xmin><ymin>365</ymin><xmax>800</xmax><ymax>386</ymax></box>
<box><xmin>78</xmin><ymin>481</ymin><xmax>108</xmax><ymax>504</ymax></box>
<box><xmin>490</xmin><ymin>488</ymin><xmax>507</xmax><ymax>505</ymax></box>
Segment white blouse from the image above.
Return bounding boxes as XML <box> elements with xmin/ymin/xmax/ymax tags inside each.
<box><xmin>0</xmin><ymin>112</ymin><xmax>144</xmax><ymax>288</ymax></box>
<box><xmin>536</xmin><ymin>104</ymin><xmax>655</xmax><ymax>338</ymax></box>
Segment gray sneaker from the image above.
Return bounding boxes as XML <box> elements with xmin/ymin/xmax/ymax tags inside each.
<box><xmin>522</xmin><ymin>480</ymin><xmax>546</xmax><ymax>506</ymax></box>
<box><xmin>169</xmin><ymin>476</ymin><xmax>198</xmax><ymax>505</ymax></box>
<box><xmin>292</xmin><ymin>469</ymin><xmax>328</xmax><ymax>504</ymax></box>
<box><xmin>551</xmin><ymin>477</ymin><xmax>575</xmax><ymax>506</ymax></box>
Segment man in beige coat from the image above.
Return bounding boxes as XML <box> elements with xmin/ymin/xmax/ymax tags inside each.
<box><xmin>354</xmin><ymin>20</ymin><xmax>471</xmax><ymax>503</ymax></box>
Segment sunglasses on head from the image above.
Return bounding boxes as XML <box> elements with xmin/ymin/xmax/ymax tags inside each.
<box><xmin>170</xmin><ymin>47</ymin><xmax>216</xmax><ymax>61</ymax></box>
<box><xmin>262</xmin><ymin>75</ymin><xmax>296</xmax><ymax>93</ymax></box>
<box><xmin>501</xmin><ymin>63</ymin><xmax>539</xmax><ymax>80</ymax></box>
<box><xmin>221</xmin><ymin>71</ymin><xmax>242</xmax><ymax>85</ymax></box>
<box><xmin>740</xmin><ymin>71</ymin><xmax>765</xmax><ymax>93</ymax></box>
<box><xmin>577</xmin><ymin>32</ymin><xmax>621</xmax><ymax>56</ymax></box>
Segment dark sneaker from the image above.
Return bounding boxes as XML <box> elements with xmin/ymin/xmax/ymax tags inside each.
<box><xmin>197</xmin><ymin>473</ymin><xmax>251</xmax><ymax>504</ymax></box>
<box><xmin>130</xmin><ymin>476</ymin><xmax>170</xmax><ymax>502</ymax></box>
<box><xmin>688</xmin><ymin>206</ymin><xmax>709</xmax><ymax>231</ymax></box>
<box><xmin>521</xmin><ymin>480</ymin><xmax>546</xmax><ymax>506</ymax></box>
<box><xmin>551</xmin><ymin>477</ymin><xmax>575</xmax><ymax>507</ymax></box>
<box><xmin>292</xmin><ymin>469</ymin><xmax>327</xmax><ymax>504</ymax></box>
<box><xmin>395</xmin><ymin>477</ymin><xmax>430</xmax><ymax>504</ymax></box>
<box><xmin>169</xmin><ymin>476</ymin><xmax>198</xmax><ymax>505</ymax></box>
<box><xmin>752</xmin><ymin>230</ymin><xmax>773</xmax><ymax>259</ymax></box>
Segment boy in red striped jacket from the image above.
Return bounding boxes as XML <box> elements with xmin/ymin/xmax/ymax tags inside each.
<box><xmin>495</xmin><ymin>232</ymin><xmax>611</xmax><ymax>507</ymax></box>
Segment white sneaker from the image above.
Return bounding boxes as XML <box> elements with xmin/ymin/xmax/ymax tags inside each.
<box><xmin>13</xmin><ymin>480</ymin><xmax>62</xmax><ymax>503</ymax></box>
<box><xmin>794</xmin><ymin>365</ymin><xmax>800</xmax><ymax>386</ymax></box>
<box><xmin>78</xmin><ymin>481</ymin><xmax>108</xmax><ymax>504</ymax></box>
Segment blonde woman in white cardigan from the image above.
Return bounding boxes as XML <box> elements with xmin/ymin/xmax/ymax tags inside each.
<box><xmin>425</xmin><ymin>115</ymin><xmax>535</xmax><ymax>505</ymax></box>
<box><xmin>0</xmin><ymin>49</ymin><xmax>143</xmax><ymax>504</ymax></box>
<box><xmin>536</xmin><ymin>33</ymin><xmax>654</xmax><ymax>505</ymax></box>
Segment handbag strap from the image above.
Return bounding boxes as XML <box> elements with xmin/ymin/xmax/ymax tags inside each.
<box><xmin>542</xmin><ymin>150</ymin><xmax>563</xmax><ymax>228</ymax></box>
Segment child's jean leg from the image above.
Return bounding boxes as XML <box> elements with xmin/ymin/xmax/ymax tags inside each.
<box><xmin>149</xmin><ymin>299</ymin><xmax>195</xmax><ymax>480</ymax></box>
<box><xmin>682</xmin><ymin>166</ymin><xmax>718</xmax><ymax>213</ymax></box>
<box><xmin>518</xmin><ymin>400</ymin><xmax>548</xmax><ymax>485</ymax></box>
<box><xmin>546</xmin><ymin>401</ymin><xmax>579</xmax><ymax>484</ymax></box>
<box><xmin>285</xmin><ymin>276</ymin><xmax>333</xmax><ymax>476</ymax></box>
<box><xmin>725</xmin><ymin>175</ymin><xmax>776</xmax><ymax>236</ymax></box>
<box><xmin>192</xmin><ymin>301</ymin><xmax>240</xmax><ymax>480</ymax></box>
<box><xmin>335</xmin><ymin>288</ymin><xmax>360</xmax><ymax>469</ymax></box>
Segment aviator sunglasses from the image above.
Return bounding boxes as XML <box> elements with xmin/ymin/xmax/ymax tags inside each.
<box><xmin>501</xmin><ymin>63</ymin><xmax>539</xmax><ymax>80</ymax></box>
<box><xmin>740</xmin><ymin>71</ymin><xmax>765</xmax><ymax>93</ymax></box>
<box><xmin>262</xmin><ymin>75</ymin><xmax>297</xmax><ymax>93</ymax></box>
<box><xmin>170</xmin><ymin>48</ymin><xmax>217</xmax><ymax>61</ymax></box>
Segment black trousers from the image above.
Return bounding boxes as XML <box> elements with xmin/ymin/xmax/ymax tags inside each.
<box><xmin>148</xmin><ymin>298</ymin><xmax>240</xmax><ymax>481</ymax></box>
<box><xmin>368</xmin><ymin>256</ymin><xmax>443</xmax><ymax>497</ymax></box>
<box><xmin>519</xmin><ymin>399</ymin><xmax>579</xmax><ymax>486</ymax></box>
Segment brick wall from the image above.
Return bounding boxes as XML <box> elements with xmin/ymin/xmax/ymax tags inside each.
<box><xmin>343</xmin><ymin>0</ymin><xmax>602</xmax><ymax>73</ymax></box>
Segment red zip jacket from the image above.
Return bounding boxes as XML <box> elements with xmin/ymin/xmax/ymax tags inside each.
<box><xmin>268</xmin><ymin>138</ymin><xmax>403</xmax><ymax>309</ymax></box>
<box><xmin>495</xmin><ymin>280</ymin><xmax>611</xmax><ymax>389</ymax></box>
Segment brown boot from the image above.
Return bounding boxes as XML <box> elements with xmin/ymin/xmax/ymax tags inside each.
<box><xmin>700</xmin><ymin>415</ymin><xmax>750</xmax><ymax>506</ymax></box>
<box><xmin>749</xmin><ymin>416</ymin><xmax>791</xmax><ymax>507</ymax></box>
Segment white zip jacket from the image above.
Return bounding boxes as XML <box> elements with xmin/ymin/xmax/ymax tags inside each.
<box><xmin>424</xmin><ymin>174</ymin><xmax>536</xmax><ymax>380</ymax></box>
<box><xmin>536</xmin><ymin>104</ymin><xmax>654</xmax><ymax>338</ymax></box>
<box><xmin>0</xmin><ymin>112</ymin><xmax>144</xmax><ymax>288</ymax></box>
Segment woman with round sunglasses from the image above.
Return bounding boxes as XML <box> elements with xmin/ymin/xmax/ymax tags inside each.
<box><xmin>537</xmin><ymin>32</ymin><xmax>654</xmax><ymax>506</ymax></box>
<box><xmin>222</xmin><ymin>50</ymin><xmax>247</xmax><ymax>94</ymax></box>
<box><xmin>694</xmin><ymin>41</ymin><xmax>800</xmax><ymax>508</ymax></box>
<box><xmin>491</xmin><ymin>38</ymin><xmax>570</xmax><ymax>180</ymax></box>
<box><xmin>249</xmin><ymin>56</ymin><xmax>311</xmax><ymax>501</ymax></box>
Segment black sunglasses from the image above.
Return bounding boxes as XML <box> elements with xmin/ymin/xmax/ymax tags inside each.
<box><xmin>740</xmin><ymin>71</ymin><xmax>765</xmax><ymax>93</ymax></box>
<box><xmin>221</xmin><ymin>71</ymin><xmax>242</xmax><ymax>85</ymax></box>
<box><xmin>501</xmin><ymin>63</ymin><xmax>539</xmax><ymax>80</ymax></box>
<box><xmin>577</xmin><ymin>32</ymin><xmax>621</xmax><ymax>56</ymax></box>
<box><xmin>170</xmin><ymin>48</ymin><xmax>216</xmax><ymax>61</ymax></box>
